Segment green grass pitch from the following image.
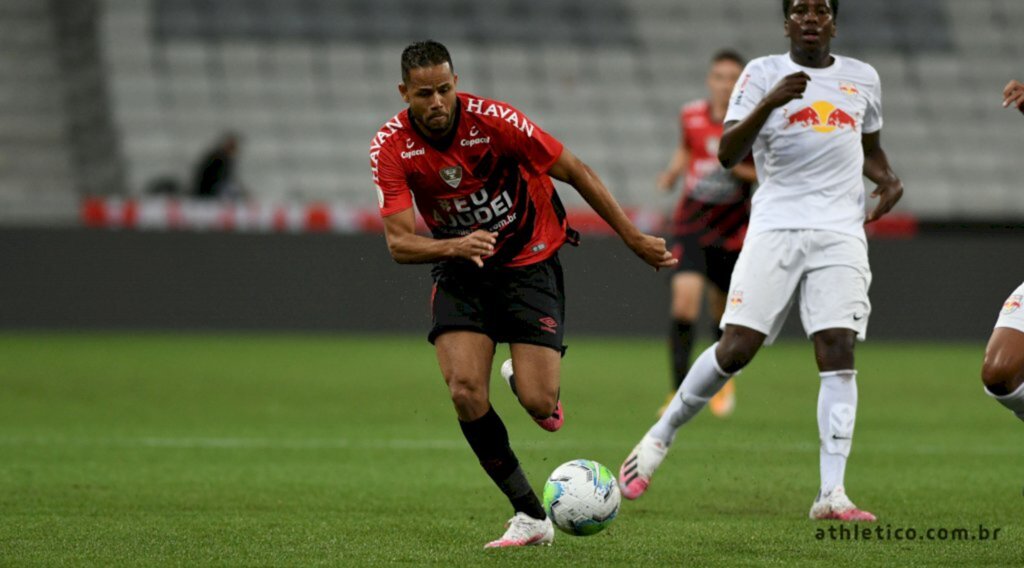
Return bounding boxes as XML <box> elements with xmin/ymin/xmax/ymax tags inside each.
<box><xmin>0</xmin><ymin>333</ymin><xmax>1021</xmax><ymax>566</ymax></box>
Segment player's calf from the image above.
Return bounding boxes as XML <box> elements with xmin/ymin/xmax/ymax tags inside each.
<box><xmin>501</xmin><ymin>359</ymin><xmax>564</xmax><ymax>432</ymax></box>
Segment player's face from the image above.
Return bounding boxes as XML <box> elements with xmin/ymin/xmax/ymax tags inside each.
<box><xmin>400</xmin><ymin>63</ymin><xmax>459</xmax><ymax>136</ymax></box>
<box><xmin>784</xmin><ymin>0</ymin><xmax>837</xmax><ymax>52</ymax></box>
<box><xmin>707</xmin><ymin>60</ymin><xmax>743</xmax><ymax>107</ymax></box>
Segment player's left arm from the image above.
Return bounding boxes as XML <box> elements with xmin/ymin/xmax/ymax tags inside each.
<box><xmin>548</xmin><ymin>149</ymin><xmax>676</xmax><ymax>269</ymax></box>
<box><xmin>861</xmin><ymin>131</ymin><xmax>904</xmax><ymax>224</ymax></box>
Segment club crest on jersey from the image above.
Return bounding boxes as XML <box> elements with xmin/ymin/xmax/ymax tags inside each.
<box><xmin>440</xmin><ymin>166</ymin><xmax>463</xmax><ymax>188</ymax></box>
<box><xmin>728</xmin><ymin>290</ymin><xmax>743</xmax><ymax>308</ymax></box>
<box><xmin>1003</xmin><ymin>294</ymin><xmax>1022</xmax><ymax>315</ymax></box>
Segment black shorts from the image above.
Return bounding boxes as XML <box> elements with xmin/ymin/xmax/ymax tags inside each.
<box><xmin>428</xmin><ymin>255</ymin><xmax>567</xmax><ymax>353</ymax></box>
<box><xmin>670</xmin><ymin>234</ymin><xmax>740</xmax><ymax>293</ymax></box>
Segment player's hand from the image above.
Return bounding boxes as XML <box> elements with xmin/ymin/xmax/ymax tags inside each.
<box><xmin>865</xmin><ymin>178</ymin><xmax>904</xmax><ymax>224</ymax></box>
<box><xmin>628</xmin><ymin>233</ymin><xmax>677</xmax><ymax>270</ymax></box>
<box><xmin>1002</xmin><ymin>80</ymin><xmax>1024</xmax><ymax>112</ymax></box>
<box><xmin>762</xmin><ymin>72</ymin><xmax>811</xmax><ymax>110</ymax></box>
<box><xmin>452</xmin><ymin>230</ymin><xmax>497</xmax><ymax>267</ymax></box>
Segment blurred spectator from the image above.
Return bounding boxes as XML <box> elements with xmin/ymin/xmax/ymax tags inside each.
<box><xmin>193</xmin><ymin>133</ymin><xmax>245</xmax><ymax>199</ymax></box>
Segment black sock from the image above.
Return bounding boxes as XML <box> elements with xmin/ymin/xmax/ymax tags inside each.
<box><xmin>459</xmin><ymin>406</ymin><xmax>546</xmax><ymax>520</ymax></box>
<box><xmin>670</xmin><ymin>320</ymin><xmax>694</xmax><ymax>390</ymax></box>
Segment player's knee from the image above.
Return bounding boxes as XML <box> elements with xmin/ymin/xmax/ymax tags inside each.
<box><xmin>670</xmin><ymin>296</ymin><xmax>700</xmax><ymax>322</ymax></box>
<box><xmin>980</xmin><ymin>357</ymin><xmax>1020</xmax><ymax>393</ymax></box>
<box><xmin>814</xmin><ymin>330</ymin><xmax>855</xmax><ymax>370</ymax></box>
<box><xmin>716</xmin><ymin>329</ymin><xmax>765</xmax><ymax>372</ymax></box>
<box><xmin>447</xmin><ymin>375</ymin><xmax>487</xmax><ymax>410</ymax></box>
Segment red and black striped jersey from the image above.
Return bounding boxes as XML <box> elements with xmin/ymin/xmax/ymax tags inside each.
<box><xmin>370</xmin><ymin>92</ymin><xmax>574</xmax><ymax>268</ymax></box>
<box><xmin>672</xmin><ymin>100</ymin><xmax>753</xmax><ymax>251</ymax></box>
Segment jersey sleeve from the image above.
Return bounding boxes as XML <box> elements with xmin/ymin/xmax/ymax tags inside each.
<box><xmin>725</xmin><ymin>60</ymin><xmax>768</xmax><ymax>124</ymax></box>
<box><xmin>373</xmin><ymin>144</ymin><xmax>414</xmax><ymax>217</ymax></box>
<box><xmin>504</xmin><ymin>108</ymin><xmax>564</xmax><ymax>174</ymax></box>
<box><xmin>862</xmin><ymin>72</ymin><xmax>883</xmax><ymax>134</ymax></box>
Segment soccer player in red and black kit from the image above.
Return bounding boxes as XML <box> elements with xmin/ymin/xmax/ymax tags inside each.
<box><xmin>655</xmin><ymin>50</ymin><xmax>757</xmax><ymax>418</ymax></box>
<box><xmin>369</xmin><ymin>41</ymin><xmax>675</xmax><ymax>548</ymax></box>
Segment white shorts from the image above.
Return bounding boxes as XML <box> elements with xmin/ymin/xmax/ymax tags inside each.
<box><xmin>720</xmin><ymin>230</ymin><xmax>872</xmax><ymax>345</ymax></box>
<box><xmin>994</xmin><ymin>282</ymin><xmax>1024</xmax><ymax>333</ymax></box>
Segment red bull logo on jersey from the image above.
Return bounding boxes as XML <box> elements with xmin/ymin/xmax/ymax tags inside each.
<box><xmin>784</xmin><ymin>101</ymin><xmax>858</xmax><ymax>133</ymax></box>
<box><xmin>728</xmin><ymin>290</ymin><xmax>743</xmax><ymax>308</ymax></box>
<box><xmin>1003</xmin><ymin>294</ymin><xmax>1022</xmax><ymax>315</ymax></box>
<box><xmin>839</xmin><ymin>82</ymin><xmax>860</xmax><ymax>96</ymax></box>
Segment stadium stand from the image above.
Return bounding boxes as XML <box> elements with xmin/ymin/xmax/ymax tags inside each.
<box><xmin>35</xmin><ymin>0</ymin><xmax>1024</xmax><ymax>223</ymax></box>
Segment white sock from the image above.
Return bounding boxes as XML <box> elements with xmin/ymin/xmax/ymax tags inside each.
<box><xmin>648</xmin><ymin>343</ymin><xmax>733</xmax><ymax>445</ymax></box>
<box><xmin>985</xmin><ymin>381</ymin><xmax>1024</xmax><ymax>422</ymax></box>
<box><xmin>818</xmin><ymin>370</ymin><xmax>857</xmax><ymax>496</ymax></box>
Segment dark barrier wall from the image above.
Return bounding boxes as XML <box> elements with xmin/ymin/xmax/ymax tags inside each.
<box><xmin>1</xmin><ymin>228</ymin><xmax>1020</xmax><ymax>340</ymax></box>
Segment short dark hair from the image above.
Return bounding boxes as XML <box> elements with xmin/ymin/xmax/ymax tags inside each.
<box><xmin>783</xmin><ymin>0</ymin><xmax>838</xmax><ymax>19</ymax></box>
<box><xmin>711</xmin><ymin>49</ymin><xmax>745</xmax><ymax>67</ymax></box>
<box><xmin>401</xmin><ymin>40</ymin><xmax>453</xmax><ymax>83</ymax></box>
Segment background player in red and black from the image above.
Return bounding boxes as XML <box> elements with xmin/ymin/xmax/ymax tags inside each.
<box><xmin>655</xmin><ymin>50</ymin><xmax>757</xmax><ymax>417</ymax></box>
<box><xmin>370</xmin><ymin>40</ymin><xmax>675</xmax><ymax>548</ymax></box>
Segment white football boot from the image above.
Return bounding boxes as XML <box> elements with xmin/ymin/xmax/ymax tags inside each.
<box><xmin>484</xmin><ymin>512</ymin><xmax>555</xmax><ymax>548</ymax></box>
<box><xmin>619</xmin><ymin>433</ymin><xmax>669</xmax><ymax>500</ymax></box>
<box><xmin>809</xmin><ymin>486</ymin><xmax>877</xmax><ymax>522</ymax></box>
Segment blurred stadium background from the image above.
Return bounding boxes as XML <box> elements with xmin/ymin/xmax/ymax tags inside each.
<box><xmin>3</xmin><ymin>1</ymin><xmax>1023</xmax><ymax>564</ymax></box>
<box><xmin>1</xmin><ymin>0</ymin><xmax>1022</xmax><ymax>338</ymax></box>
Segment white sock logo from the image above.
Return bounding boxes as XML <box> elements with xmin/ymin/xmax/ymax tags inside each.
<box><xmin>826</xmin><ymin>403</ymin><xmax>855</xmax><ymax>454</ymax></box>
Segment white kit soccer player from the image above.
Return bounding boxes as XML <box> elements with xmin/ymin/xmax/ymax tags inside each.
<box><xmin>620</xmin><ymin>0</ymin><xmax>904</xmax><ymax>522</ymax></box>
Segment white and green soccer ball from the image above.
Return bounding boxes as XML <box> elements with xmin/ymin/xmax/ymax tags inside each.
<box><xmin>542</xmin><ymin>459</ymin><xmax>621</xmax><ymax>536</ymax></box>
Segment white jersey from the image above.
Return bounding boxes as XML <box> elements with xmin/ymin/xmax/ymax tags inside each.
<box><xmin>725</xmin><ymin>54</ymin><xmax>883</xmax><ymax>242</ymax></box>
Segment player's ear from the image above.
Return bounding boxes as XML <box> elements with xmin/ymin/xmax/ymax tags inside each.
<box><xmin>452</xmin><ymin>74</ymin><xmax>458</xmax><ymax>89</ymax></box>
<box><xmin>398</xmin><ymin>82</ymin><xmax>409</xmax><ymax>104</ymax></box>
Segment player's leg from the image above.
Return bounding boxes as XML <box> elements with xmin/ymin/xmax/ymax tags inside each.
<box><xmin>621</xmin><ymin>232</ymin><xmax>804</xmax><ymax>499</ymax></box>
<box><xmin>705</xmin><ymin>247</ymin><xmax>740</xmax><ymax>418</ymax></box>
<box><xmin>800</xmin><ymin>232</ymin><xmax>875</xmax><ymax>521</ymax></box>
<box><xmin>436</xmin><ymin>332</ymin><xmax>552</xmax><ymax>548</ymax></box>
<box><xmin>981</xmin><ymin>286</ymin><xmax>1024</xmax><ymax>420</ymax></box>
<box><xmin>504</xmin><ymin>343</ymin><xmax>562</xmax><ymax>431</ymax></box>
<box><xmin>497</xmin><ymin>255</ymin><xmax>568</xmax><ymax>432</ymax></box>
<box><xmin>658</xmin><ymin>271</ymin><xmax>706</xmax><ymax>415</ymax></box>
<box><xmin>430</xmin><ymin>265</ymin><xmax>553</xmax><ymax>547</ymax></box>
<box><xmin>620</xmin><ymin>324</ymin><xmax>763</xmax><ymax>499</ymax></box>
<box><xmin>657</xmin><ymin>236</ymin><xmax>708</xmax><ymax>415</ymax></box>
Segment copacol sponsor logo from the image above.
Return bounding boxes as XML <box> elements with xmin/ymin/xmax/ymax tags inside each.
<box><xmin>461</xmin><ymin>126</ymin><xmax>491</xmax><ymax>148</ymax></box>
<box><xmin>433</xmin><ymin>188</ymin><xmax>514</xmax><ymax>228</ymax></box>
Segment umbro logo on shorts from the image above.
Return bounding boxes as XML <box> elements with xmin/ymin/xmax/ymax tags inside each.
<box><xmin>539</xmin><ymin>317</ymin><xmax>558</xmax><ymax>334</ymax></box>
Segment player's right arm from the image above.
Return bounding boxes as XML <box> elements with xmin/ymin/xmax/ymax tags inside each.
<box><xmin>1003</xmin><ymin>80</ymin><xmax>1024</xmax><ymax>113</ymax></box>
<box><xmin>657</xmin><ymin>141</ymin><xmax>690</xmax><ymax>192</ymax></box>
<box><xmin>719</xmin><ymin>71</ymin><xmax>810</xmax><ymax>168</ymax></box>
<box><xmin>382</xmin><ymin>209</ymin><xmax>496</xmax><ymax>267</ymax></box>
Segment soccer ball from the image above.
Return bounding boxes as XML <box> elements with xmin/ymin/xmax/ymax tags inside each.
<box><xmin>542</xmin><ymin>459</ymin><xmax>621</xmax><ymax>536</ymax></box>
